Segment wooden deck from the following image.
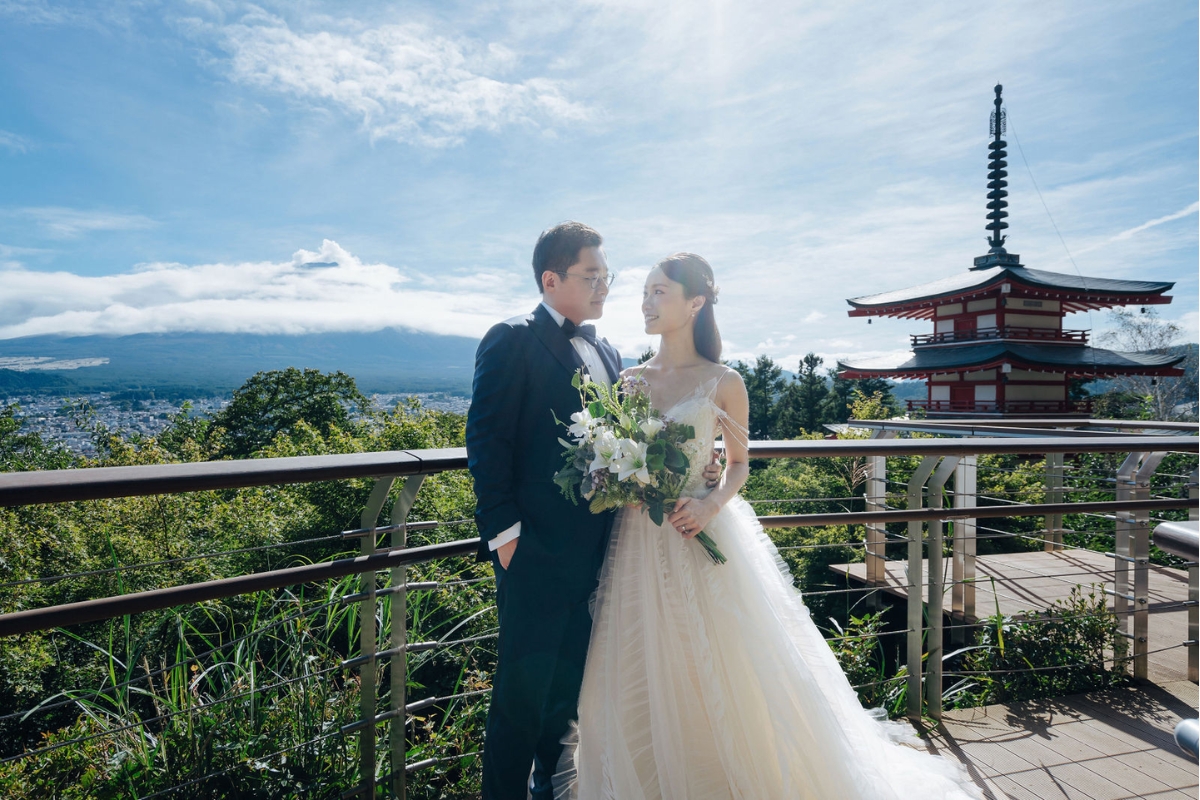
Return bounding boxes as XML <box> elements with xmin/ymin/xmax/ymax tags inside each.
<box><xmin>920</xmin><ymin>681</ymin><xmax>1199</xmax><ymax>799</ymax></box>
<box><xmin>829</xmin><ymin>549</ymin><xmax>1194</xmax><ymax>683</ymax></box>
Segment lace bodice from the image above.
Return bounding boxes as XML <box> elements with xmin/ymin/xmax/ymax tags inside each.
<box><xmin>649</xmin><ymin>370</ymin><xmax>747</xmax><ymax>496</ymax></box>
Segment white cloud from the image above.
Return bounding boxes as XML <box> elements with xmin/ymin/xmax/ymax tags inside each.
<box><xmin>198</xmin><ymin>10</ymin><xmax>590</xmax><ymax>146</ymax></box>
<box><xmin>0</xmin><ymin>0</ymin><xmax>87</xmax><ymax>25</ymax></box>
<box><xmin>0</xmin><ymin>130</ymin><xmax>31</xmax><ymax>153</ymax></box>
<box><xmin>802</xmin><ymin>311</ymin><xmax>826</xmax><ymax>323</ymax></box>
<box><xmin>0</xmin><ymin>239</ymin><xmax>535</xmax><ymax>340</ymax></box>
<box><xmin>1111</xmin><ymin>202</ymin><xmax>1199</xmax><ymax>242</ymax></box>
<box><xmin>6</xmin><ymin>207</ymin><xmax>155</xmax><ymax>239</ymax></box>
<box><xmin>0</xmin><ymin>356</ymin><xmax>110</xmax><ymax>371</ymax></box>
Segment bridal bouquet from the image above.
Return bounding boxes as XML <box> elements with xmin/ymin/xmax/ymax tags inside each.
<box><xmin>553</xmin><ymin>368</ymin><xmax>727</xmax><ymax>565</ymax></box>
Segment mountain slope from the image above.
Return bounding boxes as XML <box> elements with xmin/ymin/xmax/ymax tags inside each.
<box><xmin>0</xmin><ymin>330</ymin><xmax>481</xmax><ymax>396</ymax></box>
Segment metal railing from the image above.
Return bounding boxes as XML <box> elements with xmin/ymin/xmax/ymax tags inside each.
<box><xmin>910</xmin><ymin>326</ymin><xmax>1090</xmax><ymax>346</ymax></box>
<box><xmin>1</xmin><ymin>434</ymin><xmax>1196</xmax><ymax>797</ymax></box>
<box><xmin>907</xmin><ymin>398</ymin><xmax>1094</xmax><ymax>415</ymax></box>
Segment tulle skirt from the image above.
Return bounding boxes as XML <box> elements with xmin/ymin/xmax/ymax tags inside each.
<box><xmin>555</xmin><ymin>495</ymin><xmax>982</xmax><ymax>800</ymax></box>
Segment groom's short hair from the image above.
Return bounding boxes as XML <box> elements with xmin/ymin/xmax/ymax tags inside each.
<box><xmin>532</xmin><ymin>222</ymin><xmax>603</xmax><ymax>292</ymax></box>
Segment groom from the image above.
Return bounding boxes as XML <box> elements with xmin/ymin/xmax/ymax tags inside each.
<box><xmin>467</xmin><ymin>221</ymin><xmax>622</xmax><ymax>800</ymax></box>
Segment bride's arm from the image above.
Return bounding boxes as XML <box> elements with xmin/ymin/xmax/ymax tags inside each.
<box><xmin>667</xmin><ymin>371</ymin><xmax>750</xmax><ymax>537</ymax></box>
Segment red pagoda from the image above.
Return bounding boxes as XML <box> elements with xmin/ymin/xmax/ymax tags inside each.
<box><xmin>837</xmin><ymin>85</ymin><xmax>1184</xmax><ymax>417</ymax></box>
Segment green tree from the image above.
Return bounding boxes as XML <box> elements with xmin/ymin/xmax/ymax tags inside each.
<box><xmin>209</xmin><ymin>368</ymin><xmax>368</xmax><ymax>457</ymax></box>
<box><xmin>829</xmin><ymin>375</ymin><xmax>897</xmax><ymax>422</ymax></box>
<box><xmin>0</xmin><ymin>404</ymin><xmax>76</xmax><ymax>472</ymax></box>
<box><xmin>638</xmin><ymin>347</ymin><xmax>656</xmax><ymax>364</ymax></box>
<box><xmin>847</xmin><ymin>390</ymin><xmax>893</xmax><ymax>421</ymax></box>
<box><xmin>1097</xmin><ymin>307</ymin><xmax>1197</xmax><ymax>420</ymax></box>
<box><xmin>733</xmin><ymin>355</ymin><xmax>785</xmax><ymax>439</ymax></box>
<box><xmin>775</xmin><ymin>353</ymin><xmax>828</xmax><ymax>437</ymax></box>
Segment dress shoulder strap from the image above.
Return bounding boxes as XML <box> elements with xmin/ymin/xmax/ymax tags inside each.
<box><xmin>707</xmin><ymin>368</ymin><xmax>749</xmax><ymax>447</ymax></box>
<box><xmin>705</xmin><ymin>367</ymin><xmax>734</xmax><ymax>399</ymax></box>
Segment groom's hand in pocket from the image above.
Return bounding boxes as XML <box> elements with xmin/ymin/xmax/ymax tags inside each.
<box><xmin>703</xmin><ymin>450</ymin><xmax>723</xmax><ymax>489</ymax></box>
<box><xmin>496</xmin><ymin>538</ymin><xmax>518</xmax><ymax>570</ymax></box>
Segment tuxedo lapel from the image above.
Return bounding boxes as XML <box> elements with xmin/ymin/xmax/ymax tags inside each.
<box><xmin>598</xmin><ymin>339</ymin><xmax>621</xmax><ymax>385</ymax></box>
<box><xmin>530</xmin><ymin>304</ymin><xmax>584</xmax><ymax>375</ymax></box>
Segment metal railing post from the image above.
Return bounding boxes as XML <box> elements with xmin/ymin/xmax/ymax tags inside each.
<box><xmin>1189</xmin><ymin>467</ymin><xmax>1198</xmax><ymax>522</ymax></box>
<box><xmin>356</xmin><ymin>476</ymin><xmax>397</xmax><ymax>796</ymax></box>
<box><xmin>951</xmin><ymin>455</ymin><xmax>977</xmax><ymax>645</ymax></box>
<box><xmin>1044</xmin><ymin>451</ymin><xmax>1064</xmax><ymax>551</ymax></box>
<box><xmin>388</xmin><ymin>475</ymin><xmax>425</xmax><ymax>800</ymax></box>
<box><xmin>1112</xmin><ymin>452</ymin><xmax>1143</xmax><ymax>659</ymax></box>
<box><xmin>925</xmin><ymin>457</ymin><xmax>959</xmax><ymax>720</ymax></box>
<box><xmin>1189</xmin><ymin>468</ymin><xmax>1198</xmax><ymax>684</ymax></box>
<box><xmin>906</xmin><ymin>456</ymin><xmax>939</xmax><ymax>722</ymax></box>
<box><xmin>1131</xmin><ymin>453</ymin><xmax>1166</xmax><ymax>680</ymax></box>
<box><xmin>865</xmin><ymin>431</ymin><xmax>894</xmax><ymax>607</ymax></box>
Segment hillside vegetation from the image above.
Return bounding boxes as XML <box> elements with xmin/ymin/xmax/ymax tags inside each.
<box><xmin>0</xmin><ymin>366</ymin><xmax>1187</xmax><ymax>797</ymax></box>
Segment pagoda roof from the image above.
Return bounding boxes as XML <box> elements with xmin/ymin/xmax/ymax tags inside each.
<box><xmin>847</xmin><ymin>266</ymin><xmax>1174</xmax><ymax>318</ymax></box>
<box><xmin>838</xmin><ymin>342</ymin><xmax>1185</xmax><ymax>379</ymax></box>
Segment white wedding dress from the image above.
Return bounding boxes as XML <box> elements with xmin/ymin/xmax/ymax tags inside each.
<box><xmin>555</xmin><ymin>372</ymin><xmax>982</xmax><ymax>800</ymax></box>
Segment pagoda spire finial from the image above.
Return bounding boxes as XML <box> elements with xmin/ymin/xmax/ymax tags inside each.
<box><xmin>972</xmin><ymin>84</ymin><xmax>1020</xmax><ymax>269</ymax></box>
<box><xmin>986</xmin><ymin>84</ymin><xmax>1009</xmax><ymax>253</ymax></box>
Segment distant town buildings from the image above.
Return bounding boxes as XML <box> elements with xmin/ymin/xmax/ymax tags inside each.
<box><xmin>4</xmin><ymin>392</ymin><xmax>471</xmax><ymax>456</ymax></box>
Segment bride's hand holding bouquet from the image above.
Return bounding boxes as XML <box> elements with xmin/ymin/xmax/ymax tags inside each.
<box><xmin>553</xmin><ymin>368</ymin><xmax>727</xmax><ymax>564</ymax></box>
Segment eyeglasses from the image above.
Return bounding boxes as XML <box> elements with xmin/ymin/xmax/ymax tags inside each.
<box><xmin>557</xmin><ymin>270</ymin><xmax>616</xmax><ymax>292</ymax></box>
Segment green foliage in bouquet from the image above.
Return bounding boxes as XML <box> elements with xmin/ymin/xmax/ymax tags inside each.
<box><xmin>553</xmin><ymin>369</ymin><xmax>726</xmax><ymax>564</ymax></box>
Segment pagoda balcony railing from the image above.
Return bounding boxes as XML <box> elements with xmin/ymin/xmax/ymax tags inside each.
<box><xmin>911</xmin><ymin>326</ymin><xmax>1089</xmax><ymax>347</ymax></box>
<box><xmin>908</xmin><ymin>398</ymin><xmax>1094</xmax><ymax>415</ymax></box>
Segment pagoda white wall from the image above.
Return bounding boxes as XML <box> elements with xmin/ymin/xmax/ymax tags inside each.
<box><xmin>1009</xmin><ymin>369</ymin><xmax>1062</xmax><ymax>381</ymax></box>
<box><xmin>1005</xmin><ymin>313</ymin><xmax>1060</xmax><ymax>329</ymax></box>
<box><xmin>931</xmin><ymin>385</ymin><xmax>950</xmax><ymax>401</ymax></box>
<box><xmin>1006</xmin><ymin>384</ymin><xmax>1065</xmax><ymax>401</ymax></box>
<box><xmin>1007</xmin><ymin>298</ymin><xmax>1061</xmax><ymax>313</ymax></box>
<box><xmin>975</xmin><ymin>385</ymin><xmax>997</xmax><ymax>402</ymax></box>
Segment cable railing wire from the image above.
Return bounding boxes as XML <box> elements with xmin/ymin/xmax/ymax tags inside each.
<box><xmin>136</xmin><ymin>728</ymin><xmax>346</xmax><ymax>800</ymax></box>
<box><xmin>1</xmin><ymin>663</ymin><xmax>343</xmax><ymax>765</ymax></box>
<box><xmin>0</xmin><ymin>587</ymin><xmax>362</xmax><ymax>725</ymax></box>
<box><xmin>0</xmin><ymin>532</ymin><xmax>352</xmax><ymax>591</ymax></box>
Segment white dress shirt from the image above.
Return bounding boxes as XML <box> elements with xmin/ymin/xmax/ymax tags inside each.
<box><xmin>489</xmin><ymin>302</ymin><xmax>612</xmax><ymax>552</ymax></box>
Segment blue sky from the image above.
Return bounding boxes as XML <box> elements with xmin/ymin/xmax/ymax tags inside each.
<box><xmin>1</xmin><ymin>0</ymin><xmax>1196</xmax><ymax>370</ymax></box>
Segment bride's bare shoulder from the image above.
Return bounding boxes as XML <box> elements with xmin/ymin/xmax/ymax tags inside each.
<box><xmin>712</xmin><ymin>364</ymin><xmax>743</xmax><ymax>386</ymax></box>
<box><xmin>620</xmin><ymin>360</ymin><xmax>657</xmax><ymax>380</ymax></box>
<box><xmin>712</xmin><ymin>365</ymin><xmax>747</xmax><ymax>400</ymax></box>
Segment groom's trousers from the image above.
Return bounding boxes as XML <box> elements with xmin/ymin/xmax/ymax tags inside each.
<box><xmin>482</xmin><ymin>556</ymin><xmax>595</xmax><ymax>800</ymax></box>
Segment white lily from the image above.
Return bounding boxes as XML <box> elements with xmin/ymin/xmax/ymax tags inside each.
<box><xmin>639</xmin><ymin>417</ymin><xmax>665</xmax><ymax>438</ymax></box>
<box><xmin>614</xmin><ymin>439</ymin><xmax>651</xmax><ymax>485</ymax></box>
<box><xmin>568</xmin><ymin>408</ymin><xmax>598</xmax><ymax>442</ymax></box>
<box><xmin>590</xmin><ymin>430</ymin><xmax>623</xmax><ymax>474</ymax></box>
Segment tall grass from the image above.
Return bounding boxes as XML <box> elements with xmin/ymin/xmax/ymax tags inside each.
<box><xmin>0</xmin><ymin>547</ymin><xmax>498</xmax><ymax>799</ymax></box>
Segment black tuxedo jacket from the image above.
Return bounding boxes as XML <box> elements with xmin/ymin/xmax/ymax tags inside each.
<box><xmin>466</xmin><ymin>305</ymin><xmax>622</xmax><ymax>604</ymax></box>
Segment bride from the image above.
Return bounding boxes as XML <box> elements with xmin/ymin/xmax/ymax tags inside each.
<box><xmin>555</xmin><ymin>253</ymin><xmax>981</xmax><ymax>799</ymax></box>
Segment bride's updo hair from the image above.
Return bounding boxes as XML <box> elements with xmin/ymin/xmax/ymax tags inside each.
<box><xmin>657</xmin><ymin>252</ymin><xmax>721</xmax><ymax>363</ymax></box>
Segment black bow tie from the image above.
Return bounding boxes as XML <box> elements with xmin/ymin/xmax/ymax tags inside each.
<box><xmin>561</xmin><ymin>319</ymin><xmax>598</xmax><ymax>346</ymax></box>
